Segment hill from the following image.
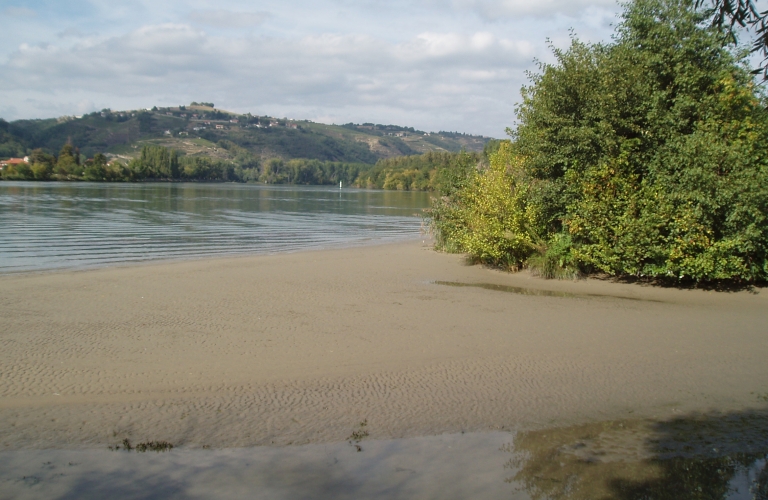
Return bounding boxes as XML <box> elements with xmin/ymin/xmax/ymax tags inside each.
<box><xmin>0</xmin><ymin>104</ymin><xmax>490</xmax><ymax>165</ymax></box>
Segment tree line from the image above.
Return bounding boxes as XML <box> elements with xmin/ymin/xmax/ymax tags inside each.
<box><xmin>352</xmin><ymin>150</ymin><xmax>482</xmax><ymax>190</ymax></box>
<box><xmin>1</xmin><ymin>141</ymin><xmax>494</xmax><ymax>189</ymax></box>
<box><xmin>0</xmin><ymin>144</ymin><xmax>377</xmax><ymax>184</ymax></box>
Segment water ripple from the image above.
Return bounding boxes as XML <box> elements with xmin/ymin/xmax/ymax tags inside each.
<box><xmin>0</xmin><ymin>182</ymin><xmax>431</xmax><ymax>273</ymax></box>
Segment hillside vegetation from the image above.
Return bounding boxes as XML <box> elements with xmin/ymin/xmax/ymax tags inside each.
<box><xmin>1</xmin><ymin>105</ymin><xmax>490</xmax><ymax>188</ymax></box>
<box><xmin>0</xmin><ymin>105</ymin><xmax>487</xmax><ymax>165</ymax></box>
<box><xmin>426</xmin><ymin>0</ymin><xmax>768</xmax><ymax>283</ymax></box>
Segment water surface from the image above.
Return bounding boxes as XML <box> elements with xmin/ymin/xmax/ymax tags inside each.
<box><xmin>0</xmin><ymin>182</ymin><xmax>431</xmax><ymax>273</ymax></box>
<box><xmin>434</xmin><ymin>281</ymin><xmax>664</xmax><ymax>302</ymax></box>
<box><xmin>2</xmin><ymin>411</ymin><xmax>767</xmax><ymax>500</ymax></box>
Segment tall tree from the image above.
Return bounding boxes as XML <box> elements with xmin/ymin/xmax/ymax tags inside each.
<box><xmin>695</xmin><ymin>0</ymin><xmax>768</xmax><ymax>77</ymax></box>
<box><xmin>55</xmin><ymin>143</ymin><xmax>79</xmax><ymax>178</ymax></box>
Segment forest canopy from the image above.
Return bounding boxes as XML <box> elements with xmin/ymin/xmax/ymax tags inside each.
<box><xmin>426</xmin><ymin>0</ymin><xmax>768</xmax><ymax>283</ymax></box>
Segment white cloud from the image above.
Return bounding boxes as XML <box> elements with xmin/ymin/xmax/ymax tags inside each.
<box><xmin>427</xmin><ymin>0</ymin><xmax>619</xmax><ymax>19</ymax></box>
<box><xmin>0</xmin><ymin>0</ymin><xmax>625</xmax><ymax>136</ymax></box>
<box><xmin>398</xmin><ymin>31</ymin><xmax>533</xmax><ymax>62</ymax></box>
<box><xmin>0</xmin><ymin>23</ymin><xmax>537</xmax><ymax>135</ymax></box>
<box><xmin>187</xmin><ymin>9</ymin><xmax>271</xmax><ymax>28</ymax></box>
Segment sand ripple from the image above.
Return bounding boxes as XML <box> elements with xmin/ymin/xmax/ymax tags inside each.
<box><xmin>1</xmin><ymin>242</ymin><xmax>766</xmax><ymax>449</ymax></box>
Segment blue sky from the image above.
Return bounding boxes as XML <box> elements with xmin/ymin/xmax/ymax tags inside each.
<box><xmin>1</xmin><ymin>0</ymin><xmax>625</xmax><ymax>137</ymax></box>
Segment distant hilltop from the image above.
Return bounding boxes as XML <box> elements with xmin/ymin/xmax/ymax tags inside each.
<box><xmin>0</xmin><ymin>103</ymin><xmax>491</xmax><ymax>165</ymax></box>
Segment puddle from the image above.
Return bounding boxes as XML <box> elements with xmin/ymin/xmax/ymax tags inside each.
<box><xmin>507</xmin><ymin>413</ymin><xmax>768</xmax><ymax>500</ymax></box>
<box><xmin>1</xmin><ymin>411</ymin><xmax>766</xmax><ymax>499</ymax></box>
<box><xmin>0</xmin><ymin>433</ymin><xmax>516</xmax><ymax>500</ymax></box>
<box><xmin>434</xmin><ymin>281</ymin><xmax>662</xmax><ymax>302</ymax></box>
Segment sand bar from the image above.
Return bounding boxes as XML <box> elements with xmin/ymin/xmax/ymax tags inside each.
<box><xmin>0</xmin><ymin>242</ymin><xmax>766</xmax><ymax>450</ymax></box>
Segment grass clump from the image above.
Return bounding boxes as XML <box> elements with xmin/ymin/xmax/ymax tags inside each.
<box><xmin>526</xmin><ymin>234</ymin><xmax>581</xmax><ymax>280</ymax></box>
<box><xmin>109</xmin><ymin>438</ymin><xmax>174</xmax><ymax>453</ymax></box>
<box><xmin>347</xmin><ymin>419</ymin><xmax>369</xmax><ymax>442</ymax></box>
<box><xmin>347</xmin><ymin>419</ymin><xmax>369</xmax><ymax>452</ymax></box>
<box><xmin>135</xmin><ymin>441</ymin><xmax>174</xmax><ymax>453</ymax></box>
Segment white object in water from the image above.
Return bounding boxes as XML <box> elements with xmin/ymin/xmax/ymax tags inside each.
<box><xmin>340</xmin><ymin>181</ymin><xmax>342</xmax><ymax>189</ymax></box>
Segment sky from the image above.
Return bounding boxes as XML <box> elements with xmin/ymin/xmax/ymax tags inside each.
<box><xmin>0</xmin><ymin>0</ymin><xmax>627</xmax><ymax>137</ymax></box>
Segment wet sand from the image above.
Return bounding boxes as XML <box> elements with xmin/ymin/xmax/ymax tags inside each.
<box><xmin>0</xmin><ymin>241</ymin><xmax>767</xmax><ymax>450</ymax></box>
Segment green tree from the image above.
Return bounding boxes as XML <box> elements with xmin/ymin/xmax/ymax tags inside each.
<box><xmin>695</xmin><ymin>0</ymin><xmax>768</xmax><ymax>78</ymax></box>
<box><xmin>430</xmin><ymin>0</ymin><xmax>768</xmax><ymax>282</ymax></box>
<box><xmin>260</xmin><ymin>158</ymin><xmax>286</xmax><ymax>183</ymax></box>
<box><xmin>137</xmin><ymin>145</ymin><xmax>180</xmax><ymax>178</ymax></box>
<box><xmin>83</xmin><ymin>153</ymin><xmax>108</xmax><ymax>181</ymax></box>
<box><xmin>54</xmin><ymin>143</ymin><xmax>80</xmax><ymax>179</ymax></box>
<box><xmin>31</xmin><ymin>162</ymin><xmax>52</xmax><ymax>180</ymax></box>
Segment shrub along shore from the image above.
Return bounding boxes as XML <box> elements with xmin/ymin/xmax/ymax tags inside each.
<box><xmin>426</xmin><ymin>0</ymin><xmax>768</xmax><ymax>283</ymax></box>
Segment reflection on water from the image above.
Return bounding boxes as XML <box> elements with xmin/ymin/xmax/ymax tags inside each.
<box><xmin>1</xmin><ymin>411</ymin><xmax>766</xmax><ymax>499</ymax></box>
<box><xmin>0</xmin><ymin>433</ymin><xmax>516</xmax><ymax>500</ymax></box>
<box><xmin>435</xmin><ymin>281</ymin><xmax>577</xmax><ymax>298</ymax></box>
<box><xmin>434</xmin><ymin>281</ymin><xmax>663</xmax><ymax>302</ymax></box>
<box><xmin>508</xmin><ymin>411</ymin><xmax>768</xmax><ymax>500</ymax></box>
<box><xmin>0</xmin><ymin>182</ymin><xmax>431</xmax><ymax>273</ymax></box>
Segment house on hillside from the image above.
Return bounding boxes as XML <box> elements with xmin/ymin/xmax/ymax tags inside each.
<box><xmin>215</xmin><ymin>124</ymin><xmax>225</xmax><ymax>129</ymax></box>
<box><xmin>288</xmin><ymin>123</ymin><xmax>298</xmax><ymax>129</ymax></box>
<box><xmin>0</xmin><ymin>157</ymin><xmax>30</xmax><ymax>170</ymax></box>
<box><xmin>229</xmin><ymin>119</ymin><xmax>239</xmax><ymax>124</ymax></box>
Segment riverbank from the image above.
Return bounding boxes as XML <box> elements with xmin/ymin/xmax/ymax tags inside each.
<box><xmin>0</xmin><ymin>241</ymin><xmax>766</xmax><ymax>450</ymax></box>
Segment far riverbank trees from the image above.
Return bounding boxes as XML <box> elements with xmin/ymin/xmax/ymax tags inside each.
<box><xmin>1</xmin><ymin>143</ymin><xmax>481</xmax><ymax>188</ymax></box>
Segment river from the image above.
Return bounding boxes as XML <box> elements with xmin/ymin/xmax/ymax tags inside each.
<box><xmin>0</xmin><ymin>182</ymin><xmax>431</xmax><ymax>273</ymax></box>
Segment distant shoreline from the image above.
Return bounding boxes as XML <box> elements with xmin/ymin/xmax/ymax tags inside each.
<box><xmin>0</xmin><ymin>178</ymin><xmax>432</xmax><ymax>190</ymax></box>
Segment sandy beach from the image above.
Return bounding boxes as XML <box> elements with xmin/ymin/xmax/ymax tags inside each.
<box><xmin>1</xmin><ymin>241</ymin><xmax>766</xmax><ymax>450</ymax></box>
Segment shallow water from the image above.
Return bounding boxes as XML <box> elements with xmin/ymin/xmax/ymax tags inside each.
<box><xmin>0</xmin><ymin>182</ymin><xmax>431</xmax><ymax>273</ymax></box>
<box><xmin>434</xmin><ymin>281</ymin><xmax>664</xmax><ymax>302</ymax></box>
<box><xmin>0</xmin><ymin>433</ymin><xmax>517</xmax><ymax>500</ymax></box>
<box><xmin>2</xmin><ymin>412</ymin><xmax>767</xmax><ymax>500</ymax></box>
<box><xmin>434</xmin><ymin>280</ymin><xmax>577</xmax><ymax>298</ymax></box>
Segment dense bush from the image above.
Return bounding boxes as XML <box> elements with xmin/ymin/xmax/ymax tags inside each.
<box><xmin>427</xmin><ymin>0</ymin><xmax>768</xmax><ymax>282</ymax></box>
<box><xmin>428</xmin><ymin>143</ymin><xmax>537</xmax><ymax>266</ymax></box>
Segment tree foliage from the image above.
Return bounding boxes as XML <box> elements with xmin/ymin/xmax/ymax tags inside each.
<box><xmin>695</xmin><ymin>0</ymin><xmax>768</xmax><ymax>78</ymax></box>
<box><xmin>427</xmin><ymin>0</ymin><xmax>768</xmax><ymax>282</ymax></box>
<box><xmin>355</xmin><ymin>151</ymin><xmax>480</xmax><ymax>190</ymax></box>
<box><xmin>1</xmin><ymin>143</ymin><xmax>377</xmax><ymax>186</ymax></box>
<box><xmin>427</xmin><ymin>144</ymin><xmax>538</xmax><ymax>266</ymax></box>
